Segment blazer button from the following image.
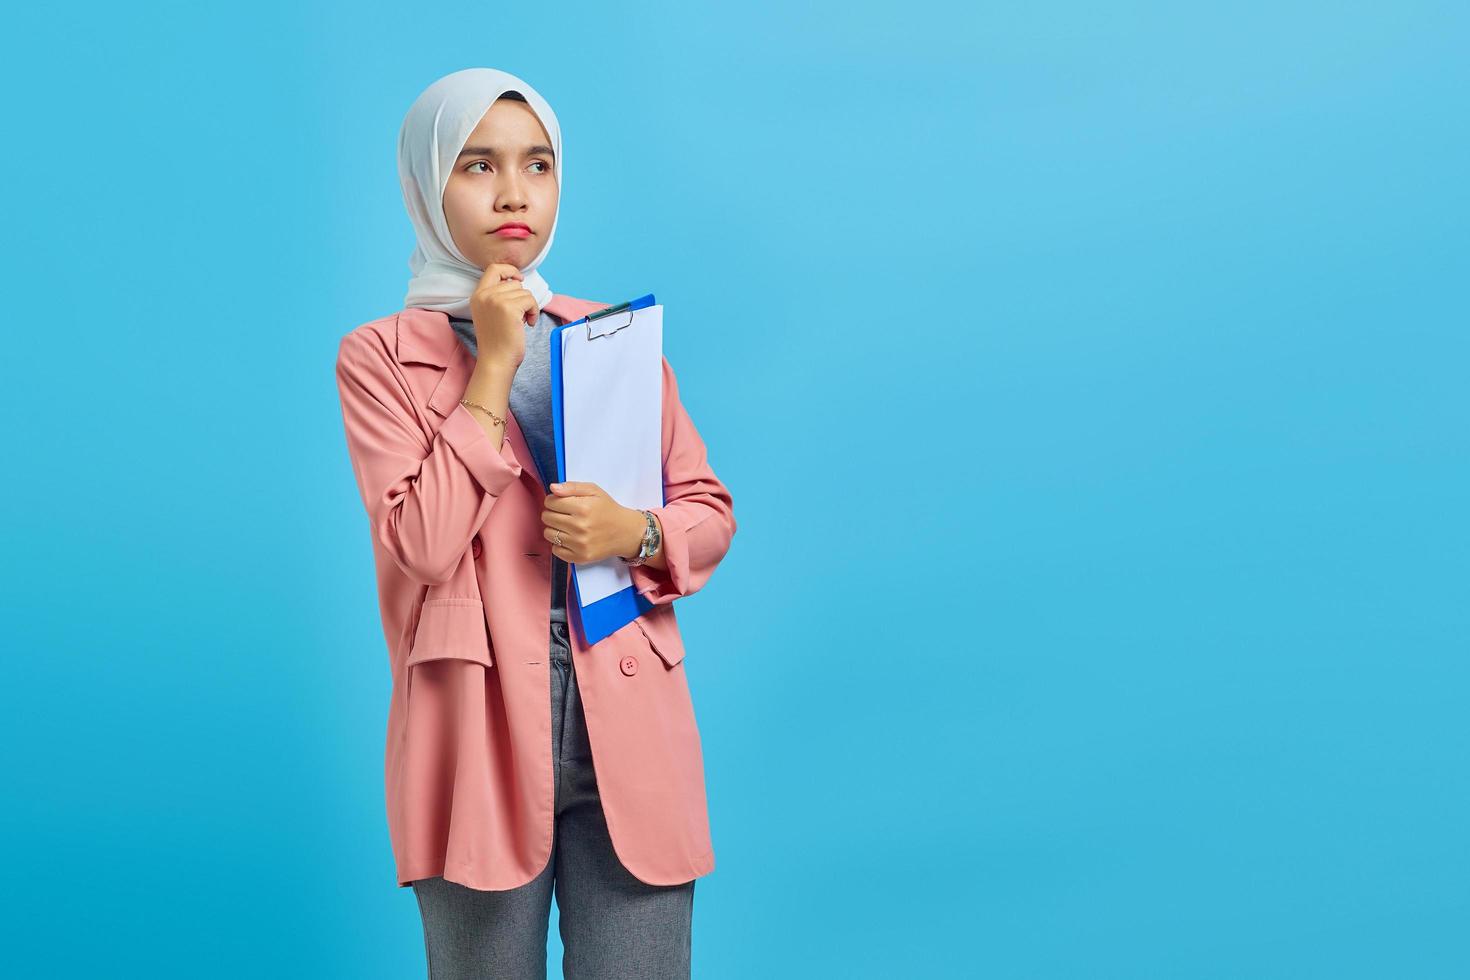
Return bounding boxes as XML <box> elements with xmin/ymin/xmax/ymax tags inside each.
<box><xmin>471</xmin><ymin>538</ymin><xmax>483</xmax><ymax>559</ymax></box>
<box><xmin>620</xmin><ymin>655</ymin><xmax>638</xmax><ymax>676</ymax></box>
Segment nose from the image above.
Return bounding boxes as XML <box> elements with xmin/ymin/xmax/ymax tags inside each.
<box><xmin>496</xmin><ymin>172</ymin><xmax>529</xmax><ymax>210</ymax></box>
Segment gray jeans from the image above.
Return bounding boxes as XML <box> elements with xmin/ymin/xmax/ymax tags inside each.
<box><xmin>411</xmin><ymin>602</ymin><xmax>696</xmax><ymax>979</ymax></box>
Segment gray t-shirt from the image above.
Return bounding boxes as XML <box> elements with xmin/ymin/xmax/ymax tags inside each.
<box><xmin>449</xmin><ymin>311</ymin><xmax>570</xmax><ymax>626</ymax></box>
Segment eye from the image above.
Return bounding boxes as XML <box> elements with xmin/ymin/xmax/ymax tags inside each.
<box><xmin>466</xmin><ymin>161</ymin><xmax>490</xmax><ymax>173</ymax></box>
<box><xmin>530</xmin><ymin>160</ymin><xmax>551</xmax><ymax>174</ymax></box>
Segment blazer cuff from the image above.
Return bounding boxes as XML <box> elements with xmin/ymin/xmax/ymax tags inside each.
<box><xmin>437</xmin><ymin>403</ymin><xmax>523</xmax><ymax>496</ymax></box>
<box><xmin>628</xmin><ymin>506</ymin><xmax>689</xmax><ymax>603</ymax></box>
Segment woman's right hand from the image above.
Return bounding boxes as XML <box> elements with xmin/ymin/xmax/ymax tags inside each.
<box><xmin>469</xmin><ymin>262</ymin><xmax>539</xmax><ymax>370</ymax></box>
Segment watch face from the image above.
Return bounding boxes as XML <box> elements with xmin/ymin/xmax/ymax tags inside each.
<box><xmin>643</xmin><ymin>513</ymin><xmax>660</xmax><ymax>557</ymax></box>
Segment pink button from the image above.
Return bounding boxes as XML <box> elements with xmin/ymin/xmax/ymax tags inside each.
<box><xmin>620</xmin><ymin>655</ymin><xmax>638</xmax><ymax>676</ymax></box>
<box><xmin>471</xmin><ymin>538</ymin><xmax>483</xmax><ymax>559</ymax></box>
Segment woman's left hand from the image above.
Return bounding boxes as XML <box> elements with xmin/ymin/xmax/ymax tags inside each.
<box><xmin>542</xmin><ymin>481</ymin><xmax>646</xmax><ymax>564</ymax></box>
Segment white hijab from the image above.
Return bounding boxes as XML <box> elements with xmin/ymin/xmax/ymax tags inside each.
<box><xmin>398</xmin><ymin>68</ymin><xmax>561</xmax><ymax>317</ymax></box>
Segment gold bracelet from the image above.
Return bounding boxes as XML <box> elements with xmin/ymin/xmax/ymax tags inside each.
<box><xmin>459</xmin><ymin>396</ymin><xmax>506</xmax><ymax>428</ymax></box>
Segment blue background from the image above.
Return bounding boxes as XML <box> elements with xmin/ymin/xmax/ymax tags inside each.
<box><xmin>3</xmin><ymin>1</ymin><xmax>1466</xmax><ymax>977</ymax></box>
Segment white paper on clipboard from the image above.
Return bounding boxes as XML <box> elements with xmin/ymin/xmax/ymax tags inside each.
<box><xmin>559</xmin><ymin>303</ymin><xmax>664</xmax><ymax>606</ymax></box>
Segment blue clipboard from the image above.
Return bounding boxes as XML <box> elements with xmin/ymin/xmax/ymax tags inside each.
<box><xmin>549</xmin><ymin>293</ymin><xmax>662</xmax><ymax>647</ymax></box>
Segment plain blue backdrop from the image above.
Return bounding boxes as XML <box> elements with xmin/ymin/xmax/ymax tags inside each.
<box><xmin>2</xmin><ymin>1</ymin><xmax>1466</xmax><ymax>977</ymax></box>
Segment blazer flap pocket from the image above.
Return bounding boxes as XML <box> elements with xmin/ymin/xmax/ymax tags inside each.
<box><xmin>406</xmin><ymin>597</ymin><xmax>494</xmax><ymax>668</ymax></box>
<box><xmin>634</xmin><ymin>608</ymin><xmax>686</xmax><ymax>668</ymax></box>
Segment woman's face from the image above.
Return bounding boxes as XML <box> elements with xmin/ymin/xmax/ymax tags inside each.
<box><xmin>442</xmin><ymin>98</ymin><xmax>559</xmax><ymax>271</ymax></box>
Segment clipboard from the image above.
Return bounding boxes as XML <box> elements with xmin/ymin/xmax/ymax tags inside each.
<box><xmin>549</xmin><ymin>293</ymin><xmax>664</xmax><ymax>647</ymax></box>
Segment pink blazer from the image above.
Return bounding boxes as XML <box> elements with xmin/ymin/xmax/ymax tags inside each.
<box><xmin>334</xmin><ymin>294</ymin><xmax>736</xmax><ymax>890</ymax></box>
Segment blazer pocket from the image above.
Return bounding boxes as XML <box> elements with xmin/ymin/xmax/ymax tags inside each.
<box><xmin>635</xmin><ymin>606</ymin><xmax>686</xmax><ymax>669</ymax></box>
<box><xmin>405</xmin><ymin>597</ymin><xmax>495</xmax><ymax>668</ymax></box>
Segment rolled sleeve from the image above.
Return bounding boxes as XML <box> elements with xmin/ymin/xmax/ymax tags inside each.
<box><xmin>629</xmin><ymin>505</ymin><xmax>695</xmax><ymax>603</ymax></box>
<box><xmin>437</xmin><ymin>402</ymin><xmax>524</xmax><ymax>497</ymax></box>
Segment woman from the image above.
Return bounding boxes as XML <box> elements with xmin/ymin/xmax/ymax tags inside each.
<box><xmin>334</xmin><ymin>68</ymin><xmax>737</xmax><ymax>978</ymax></box>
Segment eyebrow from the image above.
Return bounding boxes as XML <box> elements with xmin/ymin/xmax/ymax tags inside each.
<box><xmin>456</xmin><ymin>143</ymin><xmax>556</xmax><ymax>161</ymax></box>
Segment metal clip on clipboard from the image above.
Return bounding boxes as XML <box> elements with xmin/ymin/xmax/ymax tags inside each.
<box><xmin>582</xmin><ymin>299</ymin><xmax>636</xmax><ymax>341</ymax></box>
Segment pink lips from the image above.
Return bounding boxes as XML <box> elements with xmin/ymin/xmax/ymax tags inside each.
<box><xmin>492</xmin><ymin>224</ymin><xmax>532</xmax><ymax>238</ymax></box>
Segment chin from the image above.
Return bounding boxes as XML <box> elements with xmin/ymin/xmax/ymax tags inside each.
<box><xmin>484</xmin><ymin>245</ymin><xmax>529</xmax><ymax>268</ymax></box>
